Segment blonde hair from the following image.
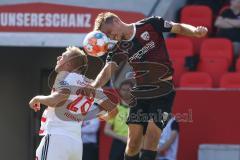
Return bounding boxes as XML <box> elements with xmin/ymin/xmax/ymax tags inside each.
<box><xmin>66</xmin><ymin>46</ymin><xmax>88</xmax><ymax>73</ymax></box>
<box><xmin>94</xmin><ymin>12</ymin><xmax>119</xmax><ymax>31</ymax></box>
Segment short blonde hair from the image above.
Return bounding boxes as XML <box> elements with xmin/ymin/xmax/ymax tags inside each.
<box><xmin>66</xmin><ymin>46</ymin><xmax>86</xmax><ymax>56</ymax></box>
<box><xmin>66</xmin><ymin>46</ymin><xmax>88</xmax><ymax>72</ymax></box>
<box><xmin>94</xmin><ymin>12</ymin><xmax>119</xmax><ymax>31</ymax></box>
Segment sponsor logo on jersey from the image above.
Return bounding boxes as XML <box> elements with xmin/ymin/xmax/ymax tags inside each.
<box><xmin>129</xmin><ymin>41</ymin><xmax>155</xmax><ymax>61</ymax></box>
<box><xmin>141</xmin><ymin>31</ymin><xmax>150</xmax><ymax>41</ymax></box>
<box><xmin>59</xmin><ymin>80</ymin><xmax>69</xmax><ymax>86</ymax></box>
<box><xmin>77</xmin><ymin>80</ymin><xmax>87</xmax><ymax>86</ymax></box>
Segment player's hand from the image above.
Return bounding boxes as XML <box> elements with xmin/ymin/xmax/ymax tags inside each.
<box><xmin>29</xmin><ymin>96</ymin><xmax>41</xmax><ymax>112</ymax></box>
<box><xmin>81</xmin><ymin>84</ymin><xmax>96</xmax><ymax>98</ymax></box>
<box><xmin>194</xmin><ymin>26</ymin><xmax>208</xmax><ymax>38</ymax></box>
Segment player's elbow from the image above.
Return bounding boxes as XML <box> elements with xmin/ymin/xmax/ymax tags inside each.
<box><xmin>171</xmin><ymin>23</ymin><xmax>182</xmax><ymax>34</ymax></box>
<box><xmin>51</xmin><ymin>93</ymin><xmax>69</xmax><ymax>107</ymax></box>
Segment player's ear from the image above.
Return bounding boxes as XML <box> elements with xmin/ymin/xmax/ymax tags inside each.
<box><xmin>112</xmin><ymin>17</ymin><xmax>120</xmax><ymax>25</ymax></box>
<box><xmin>66</xmin><ymin>61</ymin><xmax>72</xmax><ymax>68</ymax></box>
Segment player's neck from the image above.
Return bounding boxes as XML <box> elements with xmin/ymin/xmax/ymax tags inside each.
<box><xmin>72</xmin><ymin>70</ymin><xmax>85</xmax><ymax>75</ymax></box>
<box><xmin>123</xmin><ymin>23</ymin><xmax>135</xmax><ymax>40</ymax></box>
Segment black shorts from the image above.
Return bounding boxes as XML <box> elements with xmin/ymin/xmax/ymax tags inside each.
<box><xmin>126</xmin><ymin>90</ymin><xmax>176</xmax><ymax>134</ymax></box>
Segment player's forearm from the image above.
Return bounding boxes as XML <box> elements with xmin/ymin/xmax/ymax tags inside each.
<box><xmin>173</xmin><ymin>23</ymin><xmax>208</xmax><ymax>38</ymax></box>
<box><xmin>92</xmin><ymin>63</ymin><xmax>117</xmax><ymax>88</ymax></box>
<box><xmin>35</xmin><ymin>95</ymin><xmax>58</xmax><ymax>107</ymax></box>
<box><xmin>36</xmin><ymin>93</ymin><xmax>67</xmax><ymax>107</ymax></box>
<box><xmin>174</xmin><ymin>23</ymin><xmax>198</xmax><ymax>37</ymax></box>
<box><xmin>92</xmin><ymin>70</ymin><xmax>110</xmax><ymax>88</ymax></box>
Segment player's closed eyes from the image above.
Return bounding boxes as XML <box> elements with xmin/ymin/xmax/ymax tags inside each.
<box><xmin>57</xmin><ymin>56</ymin><xmax>61</xmax><ymax>60</ymax></box>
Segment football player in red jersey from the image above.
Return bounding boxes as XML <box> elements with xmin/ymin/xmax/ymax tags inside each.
<box><xmin>83</xmin><ymin>12</ymin><xmax>207</xmax><ymax>160</ymax></box>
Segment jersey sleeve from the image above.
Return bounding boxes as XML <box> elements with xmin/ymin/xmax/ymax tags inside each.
<box><xmin>148</xmin><ymin>16</ymin><xmax>173</xmax><ymax>33</ymax></box>
<box><xmin>171</xmin><ymin>120</ymin><xmax>179</xmax><ymax>132</ymax></box>
<box><xmin>53</xmin><ymin>71</ymin><xmax>72</xmax><ymax>91</ymax></box>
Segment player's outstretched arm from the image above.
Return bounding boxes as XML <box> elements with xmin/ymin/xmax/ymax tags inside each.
<box><xmin>29</xmin><ymin>89</ymin><xmax>70</xmax><ymax>111</ymax></box>
<box><xmin>170</xmin><ymin>22</ymin><xmax>208</xmax><ymax>38</ymax></box>
<box><xmin>97</xmin><ymin>98</ymin><xmax>118</xmax><ymax>120</ymax></box>
<box><xmin>83</xmin><ymin>62</ymin><xmax>118</xmax><ymax>97</ymax></box>
<box><xmin>92</xmin><ymin>62</ymin><xmax>118</xmax><ymax>88</ymax></box>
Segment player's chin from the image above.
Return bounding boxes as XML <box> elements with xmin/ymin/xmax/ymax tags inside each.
<box><xmin>55</xmin><ymin>66</ymin><xmax>60</xmax><ymax>73</ymax></box>
<box><xmin>114</xmin><ymin>35</ymin><xmax>122</xmax><ymax>41</ymax></box>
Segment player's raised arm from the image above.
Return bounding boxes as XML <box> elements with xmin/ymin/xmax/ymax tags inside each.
<box><xmin>92</xmin><ymin>62</ymin><xmax>118</xmax><ymax>88</ymax></box>
<box><xmin>82</xmin><ymin>62</ymin><xmax>118</xmax><ymax>97</ymax></box>
<box><xmin>29</xmin><ymin>89</ymin><xmax>70</xmax><ymax>111</ymax></box>
<box><xmin>170</xmin><ymin>22</ymin><xmax>208</xmax><ymax>38</ymax></box>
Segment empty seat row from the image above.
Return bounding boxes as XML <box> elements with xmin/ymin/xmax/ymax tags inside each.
<box><xmin>179</xmin><ymin>72</ymin><xmax>240</xmax><ymax>88</ymax></box>
<box><xmin>166</xmin><ymin>37</ymin><xmax>235</xmax><ymax>87</ymax></box>
<box><xmin>179</xmin><ymin>5</ymin><xmax>213</xmax><ymax>53</ymax></box>
<box><xmin>166</xmin><ymin>38</ymin><xmax>233</xmax><ymax>63</ymax></box>
<box><xmin>178</xmin><ymin>5</ymin><xmax>235</xmax><ymax>54</ymax></box>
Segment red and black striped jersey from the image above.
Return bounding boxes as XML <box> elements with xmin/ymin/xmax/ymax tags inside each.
<box><xmin>106</xmin><ymin>16</ymin><xmax>174</xmax><ymax>77</ymax></box>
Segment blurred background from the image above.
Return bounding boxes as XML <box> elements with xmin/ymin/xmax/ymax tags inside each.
<box><xmin>0</xmin><ymin>0</ymin><xmax>240</xmax><ymax>160</ymax></box>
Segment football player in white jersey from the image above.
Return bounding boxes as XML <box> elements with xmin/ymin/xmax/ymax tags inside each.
<box><xmin>29</xmin><ymin>46</ymin><xmax>116</xmax><ymax>160</ymax></box>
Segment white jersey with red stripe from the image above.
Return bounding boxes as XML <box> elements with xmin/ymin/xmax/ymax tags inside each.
<box><xmin>39</xmin><ymin>71</ymin><xmax>105</xmax><ymax>140</ymax></box>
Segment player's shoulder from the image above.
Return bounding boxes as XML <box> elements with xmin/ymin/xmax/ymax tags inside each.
<box><xmin>136</xmin><ymin>16</ymin><xmax>163</xmax><ymax>25</ymax></box>
<box><xmin>55</xmin><ymin>71</ymin><xmax>70</xmax><ymax>83</ymax></box>
<box><xmin>55</xmin><ymin>71</ymin><xmax>85</xmax><ymax>84</ymax></box>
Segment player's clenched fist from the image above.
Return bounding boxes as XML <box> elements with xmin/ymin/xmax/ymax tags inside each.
<box><xmin>29</xmin><ymin>96</ymin><xmax>41</xmax><ymax>112</ymax></box>
<box><xmin>194</xmin><ymin>26</ymin><xmax>208</xmax><ymax>38</ymax></box>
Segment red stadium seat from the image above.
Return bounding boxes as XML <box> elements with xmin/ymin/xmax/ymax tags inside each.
<box><xmin>171</xmin><ymin>58</ymin><xmax>186</xmax><ymax>87</ymax></box>
<box><xmin>198</xmin><ymin>58</ymin><xmax>229</xmax><ymax>87</ymax></box>
<box><xmin>200</xmin><ymin>38</ymin><xmax>233</xmax><ymax>65</ymax></box>
<box><xmin>220</xmin><ymin>73</ymin><xmax>240</xmax><ymax>88</ymax></box>
<box><xmin>166</xmin><ymin>38</ymin><xmax>194</xmax><ymax>58</ymax></box>
<box><xmin>179</xmin><ymin>72</ymin><xmax>213</xmax><ymax>88</ymax></box>
<box><xmin>236</xmin><ymin>58</ymin><xmax>240</xmax><ymax>72</ymax></box>
<box><xmin>179</xmin><ymin>5</ymin><xmax>213</xmax><ymax>54</ymax></box>
<box><xmin>181</xmin><ymin>5</ymin><xmax>213</xmax><ymax>34</ymax></box>
<box><xmin>166</xmin><ymin>38</ymin><xmax>194</xmax><ymax>86</ymax></box>
<box><xmin>184</xmin><ymin>37</ymin><xmax>206</xmax><ymax>55</ymax></box>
